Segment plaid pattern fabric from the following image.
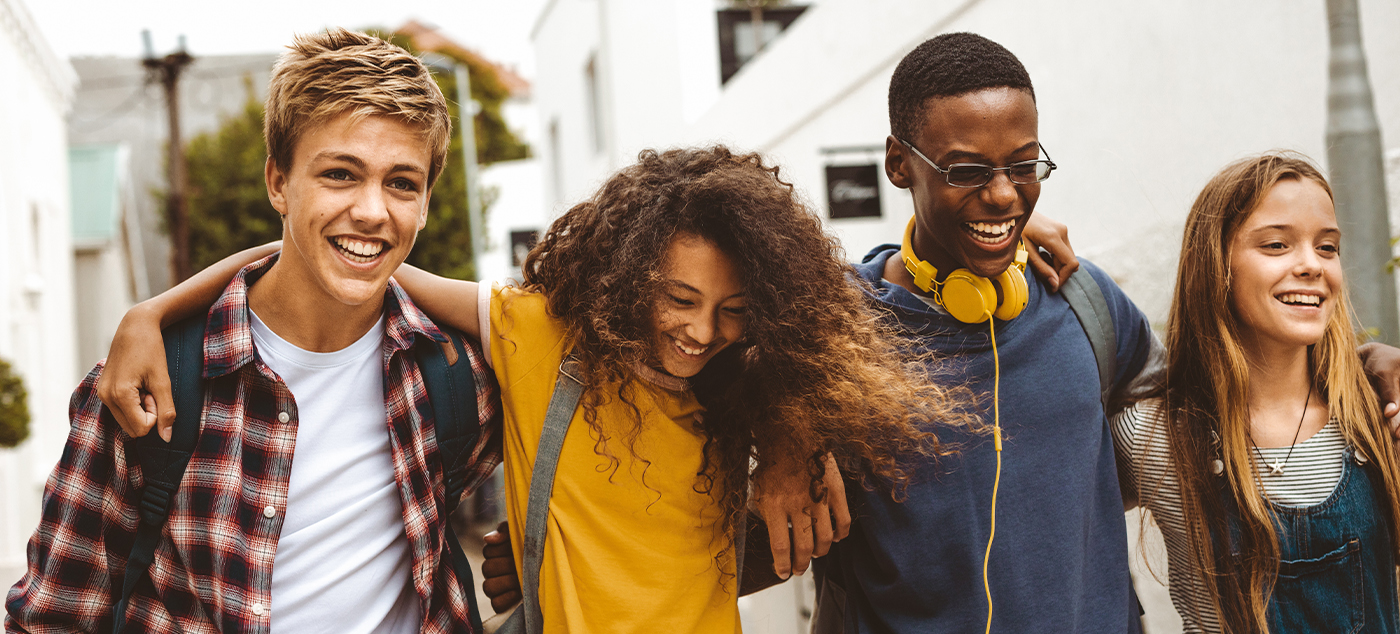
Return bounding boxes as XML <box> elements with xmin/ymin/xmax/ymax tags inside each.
<box><xmin>6</xmin><ymin>255</ymin><xmax>501</xmax><ymax>633</ymax></box>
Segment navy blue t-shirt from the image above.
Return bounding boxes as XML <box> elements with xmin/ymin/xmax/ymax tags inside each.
<box><xmin>817</xmin><ymin>246</ymin><xmax>1153</xmax><ymax>633</ymax></box>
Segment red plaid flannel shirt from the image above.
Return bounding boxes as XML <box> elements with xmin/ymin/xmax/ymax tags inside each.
<box><xmin>5</xmin><ymin>256</ymin><xmax>501</xmax><ymax>633</ymax></box>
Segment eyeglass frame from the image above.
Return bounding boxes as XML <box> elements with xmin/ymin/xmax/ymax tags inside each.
<box><xmin>897</xmin><ymin>138</ymin><xmax>1057</xmax><ymax>188</ymax></box>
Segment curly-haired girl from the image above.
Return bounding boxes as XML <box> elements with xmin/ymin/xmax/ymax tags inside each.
<box><xmin>98</xmin><ymin>146</ymin><xmax>998</xmax><ymax>633</ymax></box>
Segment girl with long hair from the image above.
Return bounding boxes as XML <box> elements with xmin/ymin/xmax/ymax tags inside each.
<box><xmin>1113</xmin><ymin>152</ymin><xmax>1400</xmax><ymax>633</ymax></box>
<box><xmin>98</xmin><ymin>146</ymin><xmax>984</xmax><ymax>633</ymax></box>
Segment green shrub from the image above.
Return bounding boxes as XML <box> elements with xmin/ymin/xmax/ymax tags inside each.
<box><xmin>0</xmin><ymin>358</ymin><xmax>30</xmax><ymax>448</ymax></box>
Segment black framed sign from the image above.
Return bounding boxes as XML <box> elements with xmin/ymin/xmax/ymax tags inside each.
<box><xmin>826</xmin><ymin>164</ymin><xmax>882</xmax><ymax>219</ymax></box>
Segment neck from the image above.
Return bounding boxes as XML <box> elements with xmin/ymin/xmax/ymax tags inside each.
<box><xmin>1240</xmin><ymin>338</ymin><xmax>1320</xmax><ymax>446</ymax></box>
<box><xmin>247</xmin><ymin>259</ymin><xmax>385</xmax><ymax>353</ymax></box>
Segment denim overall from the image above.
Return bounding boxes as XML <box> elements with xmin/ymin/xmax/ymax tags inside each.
<box><xmin>1219</xmin><ymin>448</ymin><xmax>1399</xmax><ymax>632</ymax></box>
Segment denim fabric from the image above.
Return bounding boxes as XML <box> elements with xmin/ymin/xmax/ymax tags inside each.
<box><xmin>1220</xmin><ymin>449</ymin><xmax>1398</xmax><ymax>633</ymax></box>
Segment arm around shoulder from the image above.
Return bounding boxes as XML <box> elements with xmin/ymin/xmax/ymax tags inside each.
<box><xmin>392</xmin><ymin>264</ymin><xmax>482</xmax><ymax>339</ymax></box>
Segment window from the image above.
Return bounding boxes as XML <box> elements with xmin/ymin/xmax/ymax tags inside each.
<box><xmin>715</xmin><ymin>6</ymin><xmax>807</xmax><ymax>84</ymax></box>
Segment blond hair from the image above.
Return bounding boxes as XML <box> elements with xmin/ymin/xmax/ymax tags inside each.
<box><xmin>264</xmin><ymin>28</ymin><xmax>451</xmax><ymax>185</ymax></box>
<box><xmin>1158</xmin><ymin>151</ymin><xmax>1400</xmax><ymax>632</ymax></box>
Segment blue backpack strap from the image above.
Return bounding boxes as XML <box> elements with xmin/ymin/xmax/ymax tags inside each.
<box><xmin>498</xmin><ymin>355</ymin><xmax>583</xmax><ymax>634</ymax></box>
<box><xmin>414</xmin><ymin>326</ymin><xmax>495</xmax><ymax>633</ymax></box>
<box><xmin>113</xmin><ymin>316</ymin><xmax>206</xmax><ymax>633</ymax></box>
<box><xmin>1059</xmin><ymin>270</ymin><xmax>1117</xmax><ymax>411</ymax></box>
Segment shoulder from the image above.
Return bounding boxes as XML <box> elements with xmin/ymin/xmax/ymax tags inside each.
<box><xmin>1113</xmin><ymin>397</ymin><xmax>1166</xmax><ymax>440</ymax></box>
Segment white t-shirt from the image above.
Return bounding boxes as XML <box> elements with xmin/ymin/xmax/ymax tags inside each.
<box><xmin>249</xmin><ymin>309</ymin><xmax>421</xmax><ymax>634</ymax></box>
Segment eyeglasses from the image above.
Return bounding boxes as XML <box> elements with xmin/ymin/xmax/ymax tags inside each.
<box><xmin>899</xmin><ymin>139</ymin><xmax>1057</xmax><ymax>188</ymax></box>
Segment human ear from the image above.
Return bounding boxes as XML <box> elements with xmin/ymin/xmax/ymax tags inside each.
<box><xmin>265</xmin><ymin>157</ymin><xmax>289</xmax><ymax>216</ymax></box>
<box><xmin>885</xmin><ymin>135</ymin><xmax>913</xmax><ymax>190</ymax></box>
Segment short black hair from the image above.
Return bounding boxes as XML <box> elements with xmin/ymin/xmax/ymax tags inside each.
<box><xmin>888</xmin><ymin>32</ymin><xmax>1035</xmax><ymax>140</ymax></box>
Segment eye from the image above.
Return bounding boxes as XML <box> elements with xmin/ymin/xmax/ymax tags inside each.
<box><xmin>323</xmin><ymin>169</ymin><xmax>353</xmax><ymax>182</ymax></box>
<box><xmin>669</xmin><ymin>295</ymin><xmax>695</xmax><ymax>307</ymax></box>
<box><xmin>723</xmin><ymin>305</ymin><xmax>748</xmax><ymax>316</ymax></box>
<box><xmin>1262</xmin><ymin>241</ymin><xmax>1287</xmax><ymax>251</ymax></box>
<box><xmin>1318</xmin><ymin>242</ymin><xmax>1339</xmax><ymax>255</ymax></box>
<box><xmin>389</xmin><ymin>178</ymin><xmax>420</xmax><ymax>192</ymax></box>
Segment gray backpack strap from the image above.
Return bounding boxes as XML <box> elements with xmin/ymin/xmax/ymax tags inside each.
<box><xmin>1059</xmin><ymin>270</ymin><xmax>1117</xmax><ymax>410</ymax></box>
<box><xmin>502</xmin><ymin>355</ymin><xmax>584</xmax><ymax>634</ymax></box>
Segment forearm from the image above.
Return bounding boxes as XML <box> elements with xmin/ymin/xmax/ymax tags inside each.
<box><xmin>392</xmin><ymin>264</ymin><xmax>481</xmax><ymax>338</ymax></box>
<box><xmin>137</xmin><ymin>242</ymin><xmax>281</xmax><ymax>328</ymax></box>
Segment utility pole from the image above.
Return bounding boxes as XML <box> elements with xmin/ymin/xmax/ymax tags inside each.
<box><xmin>1325</xmin><ymin>0</ymin><xmax>1397</xmax><ymax>344</ymax></box>
<box><xmin>143</xmin><ymin>31</ymin><xmax>195</xmax><ymax>283</ymax></box>
<box><xmin>422</xmin><ymin>52</ymin><xmax>484</xmax><ymax>280</ymax></box>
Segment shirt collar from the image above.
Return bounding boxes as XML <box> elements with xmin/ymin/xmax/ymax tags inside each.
<box><xmin>202</xmin><ymin>253</ymin><xmax>445</xmax><ymax>379</ymax></box>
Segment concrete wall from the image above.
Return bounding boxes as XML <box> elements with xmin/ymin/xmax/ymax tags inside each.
<box><xmin>0</xmin><ymin>0</ymin><xmax>78</xmax><ymax>587</ymax></box>
<box><xmin>535</xmin><ymin>0</ymin><xmax>1400</xmax><ymax>328</ymax></box>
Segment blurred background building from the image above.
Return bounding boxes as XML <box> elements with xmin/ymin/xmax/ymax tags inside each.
<box><xmin>0</xmin><ymin>0</ymin><xmax>79</xmax><ymax>588</ymax></box>
<box><xmin>3</xmin><ymin>0</ymin><xmax>1398</xmax><ymax>630</ymax></box>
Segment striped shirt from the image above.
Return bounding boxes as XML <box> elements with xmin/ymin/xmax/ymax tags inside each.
<box><xmin>5</xmin><ymin>255</ymin><xmax>502</xmax><ymax>634</ymax></box>
<box><xmin>1112</xmin><ymin>398</ymin><xmax>1346</xmax><ymax>634</ymax></box>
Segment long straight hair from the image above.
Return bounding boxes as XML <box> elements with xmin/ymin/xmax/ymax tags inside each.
<box><xmin>1160</xmin><ymin>152</ymin><xmax>1400</xmax><ymax>632</ymax></box>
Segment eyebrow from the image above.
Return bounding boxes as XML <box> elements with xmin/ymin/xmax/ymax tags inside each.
<box><xmin>940</xmin><ymin>141</ymin><xmax>1040</xmax><ymax>164</ymax></box>
<box><xmin>312</xmin><ymin>152</ymin><xmax>427</xmax><ymax>176</ymax></box>
<box><xmin>664</xmin><ymin>279</ymin><xmax>746</xmax><ymax>300</ymax></box>
<box><xmin>1248</xmin><ymin>224</ymin><xmax>1341</xmax><ymax>234</ymax></box>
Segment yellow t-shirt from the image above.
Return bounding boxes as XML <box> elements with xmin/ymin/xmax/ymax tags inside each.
<box><xmin>485</xmin><ymin>285</ymin><xmax>740</xmax><ymax>634</ymax></box>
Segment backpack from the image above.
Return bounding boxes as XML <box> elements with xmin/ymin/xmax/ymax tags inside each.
<box><xmin>113</xmin><ymin>316</ymin><xmax>495</xmax><ymax>633</ymax></box>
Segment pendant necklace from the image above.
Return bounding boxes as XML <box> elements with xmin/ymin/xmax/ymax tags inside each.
<box><xmin>1249</xmin><ymin>388</ymin><xmax>1311</xmax><ymax>476</ymax></box>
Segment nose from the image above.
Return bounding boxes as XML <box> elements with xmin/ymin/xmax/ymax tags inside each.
<box><xmin>980</xmin><ymin>170</ymin><xmax>1018</xmax><ymax>210</ymax></box>
<box><xmin>1295</xmin><ymin>245</ymin><xmax>1324</xmax><ymax>277</ymax></box>
<box><xmin>350</xmin><ymin>183</ymin><xmax>392</xmax><ymax>226</ymax></box>
<box><xmin>686</xmin><ymin>312</ymin><xmax>719</xmax><ymax>345</ymax></box>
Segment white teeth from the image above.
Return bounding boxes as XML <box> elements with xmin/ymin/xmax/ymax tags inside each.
<box><xmin>675</xmin><ymin>340</ymin><xmax>708</xmax><ymax>356</ymax></box>
<box><xmin>1278</xmin><ymin>293</ymin><xmax>1322</xmax><ymax>306</ymax></box>
<box><xmin>333</xmin><ymin>237</ymin><xmax>385</xmax><ymax>262</ymax></box>
<box><xmin>964</xmin><ymin>220</ymin><xmax>1015</xmax><ymax>244</ymax></box>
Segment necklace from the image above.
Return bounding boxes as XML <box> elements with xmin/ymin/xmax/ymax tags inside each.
<box><xmin>1249</xmin><ymin>388</ymin><xmax>1311</xmax><ymax>476</ymax></box>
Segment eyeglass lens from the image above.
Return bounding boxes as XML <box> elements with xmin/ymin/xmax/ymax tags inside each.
<box><xmin>945</xmin><ymin>162</ymin><xmax>1053</xmax><ymax>187</ymax></box>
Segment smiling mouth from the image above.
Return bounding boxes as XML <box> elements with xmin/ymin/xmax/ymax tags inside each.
<box><xmin>963</xmin><ymin>220</ymin><xmax>1016</xmax><ymax>245</ymax></box>
<box><xmin>331</xmin><ymin>236</ymin><xmax>386</xmax><ymax>264</ymax></box>
<box><xmin>671</xmin><ymin>336</ymin><xmax>710</xmax><ymax>358</ymax></box>
<box><xmin>1277</xmin><ymin>293</ymin><xmax>1323</xmax><ymax>307</ymax></box>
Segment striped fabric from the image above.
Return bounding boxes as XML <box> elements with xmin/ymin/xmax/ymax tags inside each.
<box><xmin>1112</xmin><ymin>398</ymin><xmax>1346</xmax><ymax>634</ymax></box>
<box><xmin>5</xmin><ymin>255</ymin><xmax>502</xmax><ymax>634</ymax></box>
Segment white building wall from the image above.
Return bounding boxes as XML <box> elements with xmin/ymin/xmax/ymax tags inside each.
<box><xmin>0</xmin><ymin>0</ymin><xmax>78</xmax><ymax>586</ymax></box>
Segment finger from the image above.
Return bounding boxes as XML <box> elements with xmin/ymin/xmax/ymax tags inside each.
<box><xmin>1023</xmin><ymin>246</ymin><xmax>1060</xmax><ymax>292</ymax></box>
<box><xmin>149</xmin><ymin>373</ymin><xmax>176</xmax><ymax>443</ymax></box>
<box><xmin>822</xmin><ymin>453</ymin><xmax>851</xmax><ymax>541</ymax></box>
<box><xmin>482</xmin><ymin>554</ymin><xmax>517</xmax><ymax>577</ymax></box>
<box><xmin>765</xmin><ymin>512</ymin><xmax>792</xmax><ymax>579</ymax></box>
<box><xmin>483</xmin><ymin>521</ymin><xmax>511</xmax><ymax>545</ymax></box>
<box><xmin>790</xmin><ymin>512</ymin><xmax>815</xmax><ymax>575</ymax></box>
<box><xmin>489</xmin><ymin>590</ymin><xmax>522</xmax><ymax>614</ymax></box>
<box><xmin>482</xmin><ymin>572</ymin><xmax>521</xmax><ymax>597</ymax></box>
<box><xmin>482</xmin><ymin>539</ymin><xmax>513</xmax><ymax>559</ymax></box>
<box><xmin>811</xmin><ymin>503</ymin><xmax>834</xmax><ymax>558</ymax></box>
<box><xmin>1056</xmin><ymin>250</ymin><xmax>1081</xmax><ymax>284</ymax></box>
<box><xmin>109</xmin><ymin>387</ymin><xmax>152</xmax><ymax>438</ymax></box>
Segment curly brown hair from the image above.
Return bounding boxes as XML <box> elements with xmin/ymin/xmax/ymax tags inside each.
<box><xmin>521</xmin><ymin>146</ymin><xmax>981</xmax><ymax>559</ymax></box>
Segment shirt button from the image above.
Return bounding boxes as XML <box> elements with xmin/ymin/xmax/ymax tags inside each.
<box><xmin>263</xmin><ymin>505</ymin><xmax>277</xmax><ymax>519</ymax></box>
<box><xmin>251</xmin><ymin>602</ymin><xmax>265</xmax><ymax>616</ymax></box>
<box><xmin>278</xmin><ymin>411</ymin><xmax>290</xmax><ymax>423</ymax></box>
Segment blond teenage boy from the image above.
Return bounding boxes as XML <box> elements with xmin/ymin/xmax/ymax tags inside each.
<box><xmin>6</xmin><ymin>29</ymin><xmax>499</xmax><ymax>633</ymax></box>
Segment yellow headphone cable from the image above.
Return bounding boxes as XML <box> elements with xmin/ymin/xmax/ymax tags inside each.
<box><xmin>983</xmin><ymin>316</ymin><xmax>1003</xmax><ymax>634</ymax></box>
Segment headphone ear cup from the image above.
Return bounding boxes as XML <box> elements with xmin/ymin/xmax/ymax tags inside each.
<box><xmin>941</xmin><ymin>270</ymin><xmax>998</xmax><ymax>324</ymax></box>
<box><xmin>992</xmin><ymin>267</ymin><xmax>1029</xmax><ymax>321</ymax></box>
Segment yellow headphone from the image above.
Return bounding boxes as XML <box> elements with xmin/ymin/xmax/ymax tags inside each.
<box><xmin>900</xmin><ymin>216</ymin><xmax>1029</xmax><ymax>323</ymax></box>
